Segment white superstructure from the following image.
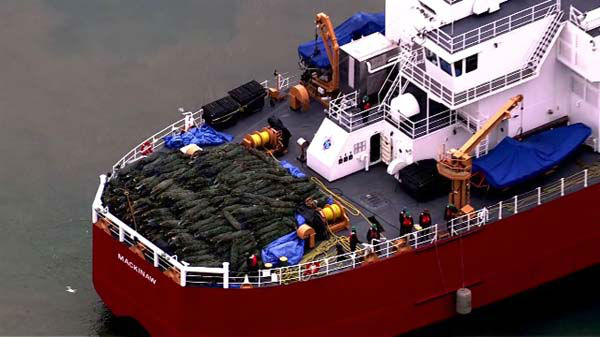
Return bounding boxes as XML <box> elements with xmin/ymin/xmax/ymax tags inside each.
<box><xmin>308</xmin><ymin>0</ymin><xmax>600</xmax><ymax>182</ymax></box>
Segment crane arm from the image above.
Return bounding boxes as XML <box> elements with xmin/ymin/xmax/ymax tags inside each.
<box><xmin>314</xmin><ymin>12</ymin><xmax>339</xmax><ymax>92</ymax></box>
<box><xmin>453</xmin><ymin>95</ymin><xmax>523</xmax><ymax>160</ymax></box>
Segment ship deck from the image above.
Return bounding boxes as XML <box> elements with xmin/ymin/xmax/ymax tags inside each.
<box><xmin>207</xmin><ymin>94</ymin><xmax>600</xmax><ymax>242</ymax></box>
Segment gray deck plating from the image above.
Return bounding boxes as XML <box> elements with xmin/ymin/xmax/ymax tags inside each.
<box><xmin>215</xmin><ymin>96</ymin><xmax>599</xmax><ymax>241</ymax></box>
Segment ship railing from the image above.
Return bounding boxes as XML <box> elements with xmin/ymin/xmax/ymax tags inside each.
<box><xmin>447</xmin><ymin>168</ymin><xmax>600</xmax><ymax>235</ymax></box>
<box><xmin>260</xmin><ymin>72</ymin><xmax>301</xmax><ymax>93</ymax></box>
<box><xmin>403</xmin><ymin>47</ymin><xmax>538</xmax><ymax>109</ymax></box>
<box><xmin>110</xmin><ymin>109</ymin><xmax>204</xmax><ymax>177</ymax></box>
<box><xmin>214</xmin><ymin>225</ymin><xmax>440</xmax><ymax>288</ymax></box>
<box><xmin>383</xmin><ymin>105</ymin><xmax>459</xmax><ymax>139</ymax></box>
<box><xmin>426</xmin><ymin>0</ymin><xmax>560</xmax><ymax>54</ymax></box>
<box><xmin>569</xmin><ymin>5</ymin><xmax>600</xmax><ymax>33</ymax></box>
<box><xmin>92</xmin><ymin>175</ymin><xmax>230</xmax><ymax>288</ymax></box>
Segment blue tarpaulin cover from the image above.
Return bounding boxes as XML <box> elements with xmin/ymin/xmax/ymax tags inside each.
<box><xmin>280</xmin><ymin>160</ymin><xmax>306</xmax><ymax>178</ymax></box>
<box><xmin>473</xmin><ymin>123</ymin><xmax>591</xmax><ymax>189</ymax></box>
<box><xmin>298</xmin><ymin>12</ymin><xmax>385</xmax><ymax>68</ymax></box>
<box><xmin>261</xmin><ymin>231</ymin><xmax>304</xmax><ymax>266</ymax></box>
<box><xmin>163</xmin><ymin>125</ymin><xmax>233</xmax><ymax>149</ymax></box>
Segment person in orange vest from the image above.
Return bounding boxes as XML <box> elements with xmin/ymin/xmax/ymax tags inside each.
<box><xmin>366</xmin><ymin>223</ymin><xmax>381</xmax><ymax>244</ymax></box>
<box><xmin>400</xmin><ymin>211</ymin><xmax>414</xmax><ymax>236</ymax></box>
<box><xmin>349</xmin><ymin>227</ymin><xmax>361</xmax><ymax>252</ymax></box>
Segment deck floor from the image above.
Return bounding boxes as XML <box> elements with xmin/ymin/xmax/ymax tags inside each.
<box><xmin>214</xmin><ymin>95</ymin><xmax>600</xmax><ymax>242</ymax></box>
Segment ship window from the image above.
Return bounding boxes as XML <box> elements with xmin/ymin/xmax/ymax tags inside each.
<box><xmin>425</xmin><ymin>49</ymin><xmax>438</xmax><ymax>66</ymax></box>
<box><xmin>454</xmin><ymin>60</ymin><xmax>463</xmax><ymax>77</ymax></box>
<box><xmin>439</xmin><ymin>58</ymin><xmax>452</xmax><ymax>76</ymax></box>
<box><xmin>354</xmin><ymin>141</ymin><xmax>367</xmax><ymax>154</ymax></box>
<box><xmin>465</xmin><ymin>54</ymin><xmax>478</xmax><ymax>73</ymax></box>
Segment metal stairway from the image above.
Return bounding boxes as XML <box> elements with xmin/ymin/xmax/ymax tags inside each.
<box><xmin>378</xmin><ymin>44</ymin><xmax>413</xmax><ymax>106</ymax></box>
<box><xmin>527</xmin><ymin>10</ymin><xmax>565</xmax><ymax>68</ymax></box>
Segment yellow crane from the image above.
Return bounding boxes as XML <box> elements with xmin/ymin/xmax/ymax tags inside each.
<box><xmin>437</xmin><ymin>95</ymin><xmax>524</xmax><ymax>214</ymax></box>
<box><xmin>289</xmin><ymin>12</ymin><xmax>340</xmax><ymax>111</ymax></box>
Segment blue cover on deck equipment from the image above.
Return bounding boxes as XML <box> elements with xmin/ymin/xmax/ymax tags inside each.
<box><xmin>261</xmin><ymin>231</ymin><xmax>304</xmax><ymax>266</ymax></box>
<box><xmin>473</xmin><ymin>123</ymin><xmax>591</xmax><ymax>189</ymax></box>
<box><xmin>298</xmin><ymin>12</ymin><xmax>385</xmax><ymax>68</ymax></box>
<box><xmin>163</xmin><ymin>125</ymin><xmax>233</xmax><ymax>149</ymax></box>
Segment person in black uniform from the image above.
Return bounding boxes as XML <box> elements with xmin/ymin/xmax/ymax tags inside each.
<box><xmin>349</xmin><ymin>227</ymin><xmax>361</xmax><ymax>252</ymax></box>
<box><xmin>366</xmin><ymin>223</ymin><xmax>381</xmax><ymax>244</ymax></box>
<box><xmin>418</xmin><ymin>209</ymin><xmax>433</xmax><ymax>245</ymax></box>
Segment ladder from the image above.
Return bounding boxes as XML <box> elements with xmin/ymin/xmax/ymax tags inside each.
<box><xmin>378</xmin><ymin>44</ymin><xmax>414</xmax><ymax>105</ymax></box>
<box><xmin>528</xmin><ymin>10</ymin><xmax>564</xmax><ymax>68</ymax></box>
<box><xmin>380</xmin><ymin>134</ymin><xmax>393</xmax><ymax>164</ymax></box>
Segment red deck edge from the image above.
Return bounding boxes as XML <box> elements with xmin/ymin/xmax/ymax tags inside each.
<box><xmin>93</xmin><ymin>183</ymin><xmax>600</xmax><ymax>337</ymax></box>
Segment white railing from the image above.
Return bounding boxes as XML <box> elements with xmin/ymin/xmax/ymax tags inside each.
<box><xmin>403</xmin><ymin>47</ymin><xmax>538</xmax><ymax>109</ymax></box>
<box><xmin>526</xmin><ymin>10</ymin><xmax>564</xmax><ymax>68</ymax></box>
<box><xmin>427</xmin><ymin>0</ymin><xmax>560</xmax><ymax>54</ymax></box>
<box><xmin>384</xmin><ymin>105</ymin><xmax>458</xmax><ymax>139</ymax></box>
<box><xmin>447</xmin><ymin>168</ymin><xmax>599</xmax><ymax>234</ymax></box>
<box><xmin>570</xmin><ymin>5</ymin><xmax>600</xmax><ymax>32</ymax></box>
<box><xmin>456</xmin><ymin>109</ymin><xmax>482</xmax><ymax>133</ymax></box>
<box><xmin>111</xmin><ymin>109</ymin><xmax>204</xmax><ymax>176</ymax></box>
<box><xmin>92</xmin><ymin>175</ymin><xmax>229</xmax><ymax>287</ymax></box>
<box><xmin>260</xmin><ymin>72</ymin><xmax>301</xmax><ymax>93</ymax></box>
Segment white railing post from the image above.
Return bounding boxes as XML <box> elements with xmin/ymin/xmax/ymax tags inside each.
<box><xmin>325</xmin><ymin>258</ymin><xmax>330</xmax><ymax>275</ymax></box>
<box><xmin>385</xmin><ymin>240</ymin><xmax>390</xmax><ymax>258</ymax></box>
<box><xmin>180</xmin><ymin>267</ymin><xmax>187</xmax><ymax>287</ymax></box>
<box><xmin>153</xmin><ymin>251</ymin><xmax>159</xmax><ymax>268</ymax></box>
<box><xmin>537</xmin><ymin>187</ymin><xmax>542</xmax><ymax>205</ymax></box>
<box><xmin>499</xmin><ymin>201</ymin><xmax>503</xmax><ymax>220</ymax></box>
<box><xmin>584</xmin><ymin>169</ymin><xmax>588</xmax><ymax>188</ymax></box>
<box><xmin>222</xmin><ymin>262</ymin><xmax>230</xmax><ymax>289</ymax></box>
<box><xmin>298</xmin><ymin>264</ymin><xmax>302</xmax><ymax>281</ymax></box>
<box><xmin>561</xmin><ymin>178</ymin><xmax>565</xmax><ymax>196</ymax></box>
<box><xmin>118</xmin><ymin>226</ymin><xmax>124</xmax><ymax>242</ymax></box>
<box><xmin>258</xmin><ymin>270</ymin><xmax>262</xmax><ymax>288</ymax></box>
<box><xmin>351</xmin><ymin>253</ymin><xmax>356</xmax><ymax>268</ymax></box>
<box><xmin>514</xmin><ymin>195</ymin><xmax>518</xmax><ymax>214</ymax></box>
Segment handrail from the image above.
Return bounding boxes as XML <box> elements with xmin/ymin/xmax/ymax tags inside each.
<box><xmin>427</xmin><ymin>0</ymin><xmax>560</xmax><ymax>53</ymax></box>
<box><xmin>111</xmin><ymin>109</ymin><xmax>204</xmax><ymax>176</ymax></box>
<box><xmin>402</xmin><ymin>47</ymin><xmax>539</xmax><ymax>108</ymax></box>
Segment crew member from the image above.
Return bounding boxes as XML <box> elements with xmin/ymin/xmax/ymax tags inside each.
<box><xmin>398</xmin><ymin>208</ymin><xmax>407</xmax><ymax>236</ymax></box>
<box><xmin>349</xmin><ymin>227</ymin><xmax>361</xmax><ymax>252</ymax></box>
<box><xmin>400</xmin><ymin>211</ymin><xmax>414</xmax><ymax>236</ymax></box>
<box><xmin>335</xmin><ymin>243</ymin><xmax>347</xmax><ymax>262</ymax></box>
<box><xmin>247</xmin><ymin>254</ymin><xmax>259</xmax><ymax>274</ymax></box>
<box><xmin>419</xmin><ymin>209</ymin><xmax>432</xmax><ymax>229</ymax></box>
<box><xmin>366</xmin><ymin>223</ymin><xmax>381</xmax><ymax>244</ymax></box>
<box><xmin>444</xmin><ymin>203</ymin><xmax>459</xmax><ymax>226</ymax></box>
<box><xmin>418</xmin><ymin>209</ymin><xmax>433</xmax><ymax>245</ymax></box>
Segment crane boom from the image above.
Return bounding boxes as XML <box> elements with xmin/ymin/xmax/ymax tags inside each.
<box><xmin>313</xmin><ymin>12</ymin><xmax>340</xmax><ymax>93</ymax></box>
<box><xmin>438</xmin><ymin>94</ymin><xmax>524</xmax><ymax>213</ymax></box>
<box><xmin>453</xmin><ymin>94</ymin><xmax>523</xmax><ymax>161</ymax></box>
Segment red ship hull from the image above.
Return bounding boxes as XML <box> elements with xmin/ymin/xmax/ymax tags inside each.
<box><xmin>93</xmin><ymin>184</ymin><xmax>600</xmax><ymax>336</ymax></box>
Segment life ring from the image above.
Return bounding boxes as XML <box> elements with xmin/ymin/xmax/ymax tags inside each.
<box><xmin>140</xmin><ymin>141</ymin><xmax>153</xmax><ymax>155</ymax></box>
<box><xmin>303</xmin><ymin>261</ymin><xmax>321</xmax><ymax>278</ymax></box>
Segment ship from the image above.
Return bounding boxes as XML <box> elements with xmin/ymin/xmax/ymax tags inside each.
<box><xmin>91</xmin><ymin>0</ymin><xmax>600</xmax><ymax>336</ymax></box>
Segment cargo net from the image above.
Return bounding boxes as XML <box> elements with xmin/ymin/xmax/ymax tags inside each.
<box><xmin>102</xmin><ymin>143</ymin><xmax>328</xmax><ymax>275</ymax></box>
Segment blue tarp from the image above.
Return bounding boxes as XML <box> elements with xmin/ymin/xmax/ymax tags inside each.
<box><xmin>473</xmin><ymin>123</ymin><xmax>591</xmax><ymax>189</ymax></box>
<box><xmin>261</xmin><ymin>231</ymin><xmax>304</xmax><ymax>266</ymax></box>
<box><xmin>280</xmin><ymin>160</ymin><xmax>306</xmax><ymax>178</ymax></box>
<box><xmin>298</xmin><ymin>12</ymin><xmax>385</xmax><ymax>68</ymax></box>
<box><xmin>163</xmin><ymin>125</ymin><xmax>233</xmax><ymax>149</ymax></box>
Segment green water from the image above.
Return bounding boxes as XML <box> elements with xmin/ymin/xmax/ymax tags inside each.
<box><xmin>0</xmin><ymin>1</ymin><xmax>598</xmax><ymax>335</ymax></box>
